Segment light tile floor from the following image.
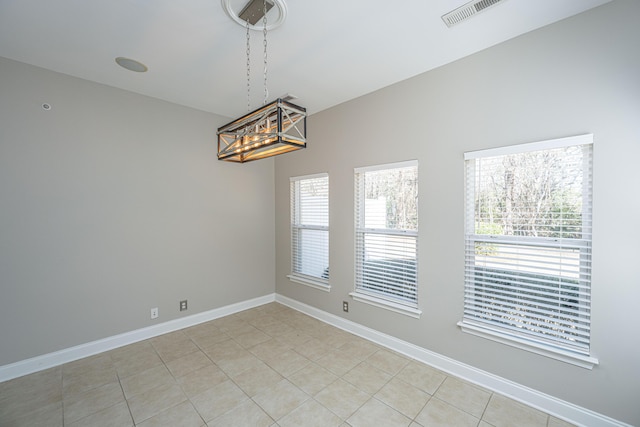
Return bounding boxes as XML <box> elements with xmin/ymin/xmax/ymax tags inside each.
<box><xmin>0</xmin><ymin>302</ymin><xmax>576</xmax><ymax>427</ymax></box>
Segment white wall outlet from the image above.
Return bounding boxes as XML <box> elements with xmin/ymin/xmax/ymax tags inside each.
<box><xmin>151</xmin><ymin>307</ymin><xmax>158</xmax><ymax>319</ymax></box>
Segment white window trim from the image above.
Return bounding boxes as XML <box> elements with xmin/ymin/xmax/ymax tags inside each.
<box><xmin>290</xmin><ymin>172</ymin><xmax>330</xmax><ymax>291</ymax></box>
<box><xmin>457</xmin><ymin>320</ymin><xmax>598</xmax><ymax>369</ymax></box>
<box><xmin>464</xmin><ymin>134</ymin><xmax>592</xmax><ymax>160</ymax></box>
<box><xmin>287</xmin><ymin>274</ymin><xmax>330</xmax><ymax>292</ymax></box>
<box><xmin>353</xmin><ymin>159</ymin><xmax>420</xmax><ymax>318</ymax></box>
<box><xmin>350</xmin><ymin>291</ymin><xmax>422</xmax><ymax>318</ymax></box>
<box><xmin>354</xmin><ymin>159</ymin><xmax>418</xmax><ymax>174</ymax></box>
<box><xmin>460</xmin><ymin>134</ymin><xmax>596</xmax><ymax>368</ymax></box>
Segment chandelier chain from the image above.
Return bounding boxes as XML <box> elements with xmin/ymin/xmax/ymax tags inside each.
<box><xmin>263</xmin><ymin>0</ymin><xmax>268</xmax><ymax>105</ymax></box>
<box><xmin>246</xmin><ymin>20</ymin><xmax>251</xmax><ymax>112</ymax></box>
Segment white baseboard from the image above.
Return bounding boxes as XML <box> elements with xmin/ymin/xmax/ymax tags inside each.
<box><xmin>275</xmin><ymin>294</ymin><xmax>631</xmax><ymax>427</ymax></box>
<box><xmin>0</xmin><ymin>293</ymin><xmax>276</xmax><ymax>382</ymax></box>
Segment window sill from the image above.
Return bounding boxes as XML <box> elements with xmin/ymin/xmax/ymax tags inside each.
<box><xmin>457</xmin><ymin>320</ymin><xmax>599</xmax><ymax>370</ymax></box>
<box><xmin>288</xmin><ymin>274</ymin><xmax>330</xmax><ymax>292</ymax></box>
<box><xmin>349</xmin><ymin>291</ymin><xmax>422</xmax><ymax>319</ymax></box>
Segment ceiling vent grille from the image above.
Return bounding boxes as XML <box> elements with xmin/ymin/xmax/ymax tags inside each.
<box><xmin>442</xmin><ymin>0</ymin><xmax>507</xmax><ymax>28</ymax></box>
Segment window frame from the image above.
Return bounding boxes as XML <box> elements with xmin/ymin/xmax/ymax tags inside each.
<box><xmin>288</xmin><ymin>173</ymin><xmax>330</xmax><ymax>292</ymax></box>
<box><xmin>458</xmin><ymin>134</ymin><xmax>598</xmax><ymax>369</ymax></box>
<box><xmin>351</xmin><ymin>160</ymin><xmax>421</xmax><ymax>318</ymax></box>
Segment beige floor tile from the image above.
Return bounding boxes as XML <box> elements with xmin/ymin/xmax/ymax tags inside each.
<box><xmin>210</xmin><ymin>316</ymin><xmax>249</xmax><ymax>333</ymax></box>
<box><xmin>120</xmin><ymin>364</ymin><xmax>175</xmax><ymax>398</ymax></box>
<box><xmin>343</xmin><ymin>361</ymin><xmax>392</xmax><ymax>395</ymax></box>
<box><xmin>316</xmin><ymin>330</ymin><xmax>354</xmax><ymax>349</ymax></box>
<box><xmin>276</xmin><ymin>330</ymin><xmax>314</xmax><ymax>348</ymax></box>
<box><xmin>478</xmin><ymin>421</ymin><xmax>494</xmax><ymax>427</ymax></box>
<box><xmin>165</xmin><ymin>350</ymin><xmax>213</xmax><ymax>378</ymax></box>
<box><xmin>127</xmin><ymin>383</ymin><xmax>187</xmax><ymax>424</ymax></box>
<box><xmin>152</xmin><ymin>333</ymin><xmax>200</xmax><ymax>363</ymax></box>
<box><xmin>176</xmin><ymin>364</ymin><xmax>228</xmax><ymax>398</ymax></box>
<box><xmin>254</xmin><ymin>319</ymin><xmax>297</xmax><ymax>337</ymax></box>
<box><xmin>233</xmin><ymin>328</ymin><xmax>272</xmax><ymax>349</ymax></box>
<box><xmin>219</xmin><ymin>321</ymin><xmax>257</xmax><ymax>337</ymax></box>
<box><xmin>346</xmin><ymin>397</ymin><xmax>412</xmax><ymax>427</ymax></box>
<box><xmin>230</xmin><ymin>362</ymin><xmax>283</xmax><ymax>397</ymax></box>
<box><xmin>190</xmin><ymin>331</ymin><xmax>230</xmax><ymax>350</ymax></box>
<box><xmin>63</xmin><ymin>353</ymin><xmax>114</xmax><ymax>377</ymax></box>
<box><xmin>483</xmin><ymin>394</ymin><xmax>549</xmax><ymax>427</ymax></box>
<box><xmin>190</xmin><ymin>380</ymin><xmax>248</xmax><ymax>422</ymax></box>
<box><xmin>366</xmin><ymin>349</ymin><xmax>409</xmax><ymax>375</ymax></box>
<box><xmin>288</xmin><ymin>363</ymin><xmax>338</xmax><ymax>396</ymax></box>
<box><xmin>66</xmin><ymin>401</ymin><xmax>133</xmax><ymax>427</ymax></box>
<box><xmin>434</xmin><ymin>376</ymin><xmax>491</xmax><ymax>418</ymax></box>
<box><xmin>183</xmin><ymin>320</ymin><xmax>222</xmax><ymax>339</ymax></box>
<box><xmin>316</xmin><ymin>348</ymin><xmax>361</xmax><ymax>376</ymax></box>
<box><xmin>263</xmin><ymin>349</ymin><xmax>310</xmax><ymax>377</ymax></box>
<box><xmin>207</xmin><ymin>398</ymin><xmax>273</xmax><ymax>427</ymax></box>
<box><xmin>338</xmin><ymin>339</ymin><xmax>380</xmax><ymax>360</ymax></box>
<box><xmin>395</xmin><ymin>360</ymin><xmax>447</xmax><ymax>395</ymax></box>
<box><xmin>278</xmin><ymin>399</ymin><xmax>343</xmax><ymax>427</ymax></box>
<box><xmin>0</xmin><ymin>369</ymin><xmax>62</xmax><ymax>423</ymax></box>
<box><xmin>314</xmin><ymin>379</ymin><xmax>370</xmax><ymax>420</ymax></box>
<box><xmin>136</xmin><ymin>401</ymin><xmax>204</xmax><ymax>427</ymax></box>
<box><xmin>225</xmin><ymin>324</ymin><xmax>262</xmax><ymax>339</ymax></box>
<box><xmin>375</xmin><ymin>377</ymin><xmax>431</xmax><ymax>419</ymax></box>
<box><xmin>216</xmin><ymin>350</ymin><xmax>264</xmax><ymax>377</ymax></box>
<box><xmin>246</xmin><ymin>313</ymin><xmax>280</xmax><ymax>327</ymax></box>
<box><xmin>0</xmin><ymin>401</ymin><xmax>62</xmax><ymax>427</ymax></box>
<box><xmin>0</xmin><ymin>366</ymin><xmax>61</xmax><ymax>404</ymax></box>
<box><xmin>292</xmin><ymin>337</ymin><xmax>333</xmax><ymax>361</ymax></box>
<box><xmin>415</xmin><ymin>397</ymin><xmax>480</xmax><ymax>427</ymax></box>
<box><xmin>202</xmin><ymin>339</ymin><xmax>244</xmax><ymax>362</ymax></box>
<box><xmin>112</xmin><ymin>347</ymin><xmax>163</xmax><ymax>379</ymax></box>
<box><xmin>109</xmin><ymin>341</ymin><xmax>155</xmax><ymax>362</ymax></box>
<box><xmin>252</xmin><ymin>379</ymin><xmax>309</xmax><ymax>420</ymax></box>
<box><xmin>234</xmin><ymin>307</ymin><xmax>266</xmax><ymax>322</ymax></box>
<box><xmin>63</xmin><ymin>365</ymin><xmax>119</xmax><ymax>399</ymax></box>
<box><xmin>63</xmin><ymin>382</ymin><xmax>125</xmax><ymax>425</ymax></box>
<box><xmin>248</xmin><ymin>338</ymin><xmax>290</xmax><ymax>360</ymax></box>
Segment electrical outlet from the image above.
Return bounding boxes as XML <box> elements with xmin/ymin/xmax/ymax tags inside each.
<box><xmin>151</xmin><ymin>307</ymin><xmax>158</xmax><ymax>319</ymax></box>
<box><xmin>343</xmin><ymin>301</ymin><xmax>349</xmax><ymax>312</ymax></box>
<box><xmin>179</xmin><ymin>300</ymin><xmax>188</xmax><ymax>311</ymax></box>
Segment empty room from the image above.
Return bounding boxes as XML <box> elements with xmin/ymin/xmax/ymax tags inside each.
<box><xmin>0</xmin><ymin>0</ymin><xmax>638</xmax><ymax>426</ymax></box>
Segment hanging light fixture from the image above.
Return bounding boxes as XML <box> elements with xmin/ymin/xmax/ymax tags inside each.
<box><xmin>218</xmin><ymin>0</ymin><xmax>306</xmax><ymax>163</ymax></box>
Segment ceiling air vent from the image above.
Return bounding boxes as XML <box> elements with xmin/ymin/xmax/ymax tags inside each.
<box><xmin>442</xmin><ymin>0</ymin><xmax>507</xmax><ymax>28</ymax></box>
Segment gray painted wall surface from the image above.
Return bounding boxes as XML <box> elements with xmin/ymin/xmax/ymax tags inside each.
<box><xmin>275</xmin><ymin>1</ymin><xmax>640</xmax><ymax>424</ymax></box>
<box><xmin>0</xmin><ymin>57</ymin><xmax>275</xmax><ymax>365</ymax></box>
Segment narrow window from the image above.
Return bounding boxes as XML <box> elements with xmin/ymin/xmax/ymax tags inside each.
<box><xmin>460</xmin><ymin>135</ymin><xmax>596</xmax><ymax>367</ymax></box>
<box><xmin>288</xmin><ymin>174</ymin><xmax>329</xmax><ymax>291</ymax></box>
<box><xmin>352</xmin><ymin>161</ymin><xmax>420</xmax><ymax>317</ymax></box>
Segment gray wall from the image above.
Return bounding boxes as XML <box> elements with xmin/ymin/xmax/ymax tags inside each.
<box><xmin>275</xmin><ymin>1</ymin><xmax>640</xmax><ymax>424</ymax></box>
<box><xmin>0</xmin><ymin>57</ymin><xmax>275</xmax><ymax>365</ymax></box>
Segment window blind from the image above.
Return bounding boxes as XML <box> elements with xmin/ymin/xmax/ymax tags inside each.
<box><xmin>463</xmin><ymin>135</ymin><xmax>593</xmax><ymax>355</ymax></box>
<box><xmin>290</xmin><ymin>174</ymin><xmax>329</xmax><ymax>283</ymax></box>
<box><xmin>354</xmin><ymin>161</ymin><xmax>418</xmax><ymax>307</ymax></box>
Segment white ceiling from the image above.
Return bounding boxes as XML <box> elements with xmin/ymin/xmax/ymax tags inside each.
<box><xmin>0</xmin><ymin>0</ymin><xmax>610</xmax><ymax>118</ymax></box>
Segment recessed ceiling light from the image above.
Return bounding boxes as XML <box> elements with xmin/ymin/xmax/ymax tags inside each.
<box><xmin>115</xmin><ymin>57</ymin><xmax>148</xmax><ymax>73</ymax></box>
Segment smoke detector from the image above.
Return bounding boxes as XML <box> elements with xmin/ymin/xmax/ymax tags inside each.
<box><xmin>442</xmin><ymin>0</ymin><xmax>507</xmax><ymax>28</ymax></box>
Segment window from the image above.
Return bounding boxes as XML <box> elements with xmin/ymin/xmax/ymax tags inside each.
<box><xmin>460</xmin><ymin>135</ymin><xmax>597</xmax><ymax>368</ymax></box>
<box><xmin>352</xmin><ymin>161</ymin><xmax>420</xmax><ymax>317</ymax></box>
<box><xmin>288</xmin><ymin>174</ymin><xmax>329</xmax><ymax>291</ymax></box>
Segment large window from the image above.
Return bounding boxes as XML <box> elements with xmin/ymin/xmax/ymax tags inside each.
<box><xmin>460</xmin><ymin>135</ymin><xmax>596</xmax><ymax>367</ymax></box>
<box><xmin>353</xmin><ymin>161</ymin><xmax>420</xmax><ymax>317</ymax></box>
<box><xmin>288</xmin><ymin>173</ymin><xmax>329</xmax><ymax>290</ymax></box>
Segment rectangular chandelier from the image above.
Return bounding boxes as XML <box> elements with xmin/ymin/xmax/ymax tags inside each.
<box><xmin>217</xmin><ymin>98</ymin><xmax>306</xmax><ymax>163</ymax></box>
